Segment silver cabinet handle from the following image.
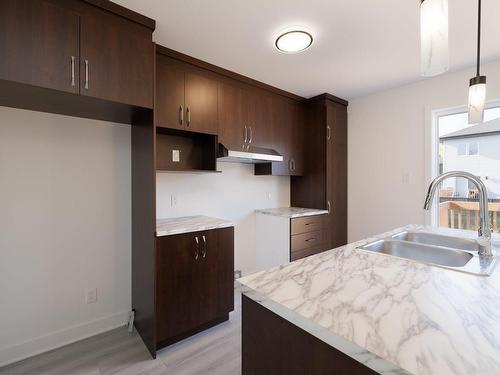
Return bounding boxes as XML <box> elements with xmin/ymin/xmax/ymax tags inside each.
<box><xmin>179</xmin><ymin>105</ymin><xmax>184</xmax><ymax>125</ymax></box>
<box><xmin>248</xmin><ymin>126</ymin><xmax>253</xmax><ymax>144</ymax></box>
<box><xmin>288</xmin><ymin>159</ymin><xmax>292</xmax><ymax>171</ymax></box>
<box><xmin>243</xmin><ymin>126</ymin><xmax>248</xmax><ymax>145</ymax></box>
<box><xmin>327</xmin><ymin>201</ymin><xmax>331</xmax><ymax>213</ymax></box>
<box><xmin>305</xmin><ymin>238</ymin><xmax>316</xmax><ymax>242</ymax></box>
<box><xmin>186</xmin><ymin>107</ymin><xmax>191</xmax><ymax>126</ymax></box>
<box><xmin>292</xmin><ymin>159</ymin><xmax>296</xmax><ymax>171</ymax></box>
<box><xmin>194</xmin><ymin>236</ymin><xmax>199</xmax><ymax>260</ymax></box>
<box><xmin>84</xmin><ymin>59</ymin><xmax>89</xmax><ymax>90</ymax></box>
<box><xmin>327</xmin><ymin>125</ymin><xmax>331</xmax><ymax>141</ymax></box>
<box><xmin>201</xmin><ymin>235</ymin><xmax>207</xmax><ymax>258</ymax></box>
<box><xmin>70</xmin><ymin>56</ymin><xmax>75</xmax><ymax>87</ymax></box>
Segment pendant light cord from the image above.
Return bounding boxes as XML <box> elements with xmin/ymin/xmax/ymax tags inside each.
<box><xmin>476</xmin><ymin>0</ymin><xmax>482</xmax><ymax>77</ymax></box>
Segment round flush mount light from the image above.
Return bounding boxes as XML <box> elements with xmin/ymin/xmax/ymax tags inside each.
<box><xmin>275</xmin><ymin>29</ymin><xmax>313</xmax><ymax>53</ymax></box>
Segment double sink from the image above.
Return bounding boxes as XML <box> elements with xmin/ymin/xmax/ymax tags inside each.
<box><xmin>358</xmin><ymin>230</ymin><xmax>498</xmax><ymax>276</ymax></box>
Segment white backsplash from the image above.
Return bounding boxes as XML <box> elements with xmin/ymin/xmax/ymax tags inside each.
<box><xmin>156</xmin><ymin>162</ymin><xmax>290</xmax><ymax>274</ymax></box>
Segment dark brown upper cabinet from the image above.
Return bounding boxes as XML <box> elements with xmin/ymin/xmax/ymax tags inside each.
<box><xmin>0</xmin><ymin>0</ymin><xmax>80</xmax><ymax>94</ymax></box>
<box><xmin>255</xmin><ymin>97</ymin><xmax>304</xmax><ymax>176</ymax></box>
<box><xmin>247</xmin><ymin>89</ymin><xmax>274</xmax><ymax>148</ymax></box>
<box><xmin>0</xmin><ymin>0</ymin><xmax>154</xmax><ymax>110</ymax></box>
<box><xmin>80</xmin><ymin>8</ymin><xmax>154</xmax><ymax>108</ymax></box>
<box><xmin>217</xmin><ymin>80</ymin><xmax>248</xmax><ymax>150</ymax></box>
<box><xmin>155</xmin><ymin>55</ymin><xmax>218</xmax><ymax>135</ymax></box>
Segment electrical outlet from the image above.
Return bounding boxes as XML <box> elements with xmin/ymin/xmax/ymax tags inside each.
<box><xmin>170</xmin><ymin>194</ymin><xmax>178</xmax><ymax>207</ymax></box>
<box><xmin>402</xmin><ymin>172</ymin><xmax>411</xmax><ymax>185</ymax></box>
<box><xmin>266</xmin><ymin>192</ymin><xmax>272</xmax><ymax>200</ymax></box>
<box><xmin>85</xmin><ymin>288</ymin><xmax>98</xmax><ymax>304</ymax></box>
<box><xmin>172</xmin><ymin>149</ymin><xmax>180</xmax><ymax>163</ymax></box>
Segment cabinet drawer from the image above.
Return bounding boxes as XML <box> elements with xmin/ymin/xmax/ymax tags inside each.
<box><xmin>291</xmin><ymin>230</ymin><xmax>325</xmax><ymax>252</ymax></box>
<box><xmin>290</xmin><ymin>245</ymin><xmax>325</xmax><ymax>262</ymax></box>
<box><xmin>291</xmin><ymin>215</ymin><xmax>325</xmax><ymax>235</ymax></box>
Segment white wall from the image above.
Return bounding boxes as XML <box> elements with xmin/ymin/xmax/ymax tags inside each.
<box><xmin>156</xmin><ymin>163</ymin><xmax>290</xmax><ymax>275</ymax></box>
<box><xmin>0</xmin><ymin>107</ymin><xmax>131</xmax><ymax>366</ymax></box>
<box><xmin>348</xmin><ymin>59</ymin><xmax>500</xmax><ymax>241</ymax></box>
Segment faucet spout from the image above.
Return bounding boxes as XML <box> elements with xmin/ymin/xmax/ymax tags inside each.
<box><xmin>424</xmin><ymin>171</ymin><xmax>492</xmax><ymax>257</ymax></box>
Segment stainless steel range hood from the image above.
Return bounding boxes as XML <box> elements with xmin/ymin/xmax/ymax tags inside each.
<box><xmin>217</xmin><ymin>143</ymin><xmax>283</xmax><ymax>164</ymax></box>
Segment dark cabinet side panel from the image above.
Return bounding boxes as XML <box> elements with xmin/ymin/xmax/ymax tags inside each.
<box><xmin>326</xmin><ymin>102</ymin><xmax>348</xmax><ymax>249</ymax></box>
<box><xmin>242</xmin><ymin>295</ymin><xmax>377</xmax><ymax>375</ymax></box>
<box><xmin>0</xmin><ymin>0</ymin><xmax>80</xmax><ymax>94</ymax></box>
<box><xmin>290</xmin><ymin>101</ymin><xmax>327</xmax><ymax>208</ymax></box>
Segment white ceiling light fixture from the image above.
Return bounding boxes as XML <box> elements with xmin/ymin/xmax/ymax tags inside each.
<box><xmin>275</xmin><ymin>29</ymin><xmax>313</xmax><ymax>54</ymax></box>
<box><xmin>468</xmin><ymin>0</ymin><xmax>487</xmax><ymax>124</ymax></box>
<box><xmin>420</xmin><ymin>0</ymin><xmax>449</xmax><ymax>77</ymax></box>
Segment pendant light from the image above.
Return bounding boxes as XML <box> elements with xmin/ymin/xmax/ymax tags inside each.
<box><xmin>420</xmin><ymin>0</ymin><xmax>449</xmax><ymax>77</ymax></box>
<box><xmin>468</xmin><ymin>0</ymin><xmax>487</xmax><ymax>124</ymax></box>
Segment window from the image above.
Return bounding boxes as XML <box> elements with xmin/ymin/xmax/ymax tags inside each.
<box><xmin>468</xmin><ymin>142</ymin><xmax>478</xmax><ymax>156</ymax></box>
<box><xmin>457</xmin><ymin>143</ymin><xmax>467</xmax><ymax>156</ymax></box>
<box><xmin>435</xmin><ymin>104</ymin><xmax>500</xmax><ymax>233</ymax></box>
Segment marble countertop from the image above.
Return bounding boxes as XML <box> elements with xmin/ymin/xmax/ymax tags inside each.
<box><xmin>254</xmin><ymin>207</ymin><xmax>328</xmax><ymax>218</ymax></box>
<box><xmin>238</xmin><ymin>225</ymin><xmax>500</xmax><ymax>375</ymax></box>
<box><xmin>156</xmin><ymin>215</ymin><xmax>233</xmax><ymax>236</ymax></box>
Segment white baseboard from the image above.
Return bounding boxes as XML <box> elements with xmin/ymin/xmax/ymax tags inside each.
<box><xmin>0</xmin><ymin>310</ymin><xmax>130</xmax><ymax>368</ymax></box>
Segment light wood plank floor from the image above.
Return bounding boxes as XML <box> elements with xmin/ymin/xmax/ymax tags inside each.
<box><xmin>0</xmin><ymin>292</ymin><xmax>242</xmax><ymax>375</ymax></box>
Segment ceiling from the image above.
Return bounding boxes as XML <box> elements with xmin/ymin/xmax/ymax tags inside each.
<box><xmin>114</xmin><ymin>0</ymin><xmax>500</xmax><ymax>100</ymax></box>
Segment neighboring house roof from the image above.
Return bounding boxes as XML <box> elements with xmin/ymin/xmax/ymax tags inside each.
<box><xmin>441</xmin><ymin>117</ymin><xmax>500</xmax><ymax>140</ymax></box>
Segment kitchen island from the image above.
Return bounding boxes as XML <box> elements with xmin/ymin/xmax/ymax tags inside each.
<box><xmin>238</xmin><ymin>225</ymin><xmax>500</xmax><ymax>375</ymax></box>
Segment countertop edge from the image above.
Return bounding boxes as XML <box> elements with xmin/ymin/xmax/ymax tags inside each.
<box><xmin>237</xmin><ymin>284</ymin><xmax>410</xmax><ymax>375</ymax></box>
<box><xmin>156</xmin><ymin>222</ymin><xmax>234</xmax><ymax>237</ymax></box>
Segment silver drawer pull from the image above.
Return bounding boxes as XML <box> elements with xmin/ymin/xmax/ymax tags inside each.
<box><xmin>194</xmin><ymin>236</ymin><xmax>199</xmax><ymax>260</ymax></box>
<box><xmin>84</xmin><ymin>59</ymin><xmax>89</xmax><ymax>90</ymax></box>
<box><xmin>201</xmin><ymin>235</ymin><xmax>207</xmax><ymax>258</ymax></box>
<box><xmin>70</xmin><ymin>56</ymin><xmax>75</xmax><ymax>87</ymax></box>
<box><xmin>305</xmin><ymin>238</ymin><xmax>317</xmax><ymax>242</ymax></box>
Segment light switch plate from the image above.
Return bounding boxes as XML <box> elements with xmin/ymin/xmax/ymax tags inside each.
<box><xmin>172</xmin><ymin>149</ymin><xmax>180</xmax><ymax>163</ymax></box>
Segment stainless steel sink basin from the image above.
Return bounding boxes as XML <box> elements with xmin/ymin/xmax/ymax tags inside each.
<box><xmin>357</xmin><ymin>230</ymin><xmax>498</xmax><ymax>276</ymax></box>
<box><xmin>391</xmin><ymin>231</ymin><xmax>481</xmax><ymax>252</ymax></box>
<box><xmin>362</xmin><ymin>239</ymin><xmax>472</xmax><ymax>267</ymax></box>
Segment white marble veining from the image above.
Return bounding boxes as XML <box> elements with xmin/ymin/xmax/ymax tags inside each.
<box><xmin>254</xmin><ymin>207</ymin><xmax>328</xmax><ymax>218</ymax></box>
<box><xmin>156</xmin><ymin>215</ymin><xmax>233</xmax><ymax>237</ymax></box>
<box><xmin>238</xmin><ymin>225</ymin><xmax>500</xmax><ymax>375</ymax></box>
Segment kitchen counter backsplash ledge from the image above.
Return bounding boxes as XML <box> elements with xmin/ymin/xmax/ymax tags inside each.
<box><xmin>156</xmin><ymin>215</ymin><xmax>233</xmax><ymax>236</ymax></box>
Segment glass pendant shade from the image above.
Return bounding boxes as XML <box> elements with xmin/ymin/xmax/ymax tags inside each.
<box><xmin>420</xmin><ymin>0</ymin><xmax>449</xmax><ymax>77</ymax></box>
<box><xmin>468</xmin><ymin>76</ymin><xmax>487</xmax><ymax>124</ymax></box>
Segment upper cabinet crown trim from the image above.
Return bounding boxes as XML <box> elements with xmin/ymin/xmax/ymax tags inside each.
<box><xmin>156</xmin><ymin>45</ymin><xmax>304</xmax><ymax>102</ymax></box>
<box><xmin>83</xmin><ymin>0</ymin><xmax>156</xmax><ymax>30</ymax></box>
<box><xmin>306</xmin><ymin>93</ymin><xmax>348</xmax><ymax>107</ymax></box>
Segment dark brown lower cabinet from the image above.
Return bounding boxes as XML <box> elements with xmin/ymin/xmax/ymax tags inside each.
<box><xmin>242</xmin><ymin>295</ymin><xmax>376</xmax><ymax>375</ymax></box>
<box><xmin>156</xmin><ymin>227</ymin><xmax>234</xmax><ymax>348</ymax></box>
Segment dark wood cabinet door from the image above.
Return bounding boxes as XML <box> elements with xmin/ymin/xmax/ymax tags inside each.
<box><xmin>270</xmin><ymin>97</ymin><xmax>293</xmax><ymax>175</ymax></box>
<box><xmin>218</xmin><ymin>81</ymin><xmax>247</xmax><ymax>149</ymax></box>
<box><xmin>185</xmin><ymin>72</ymin><xmax>218</xmax><ymax>134</ymax></box>
<box><xmin>0</xmin><ymin>0</ymin><xmax>79</xmax><ymax>94</ymax></box>
<box><xmin>155</xmin><ymin>57</ymin><xmax>185</xmax><ymax>129</ymax></box>
<box><xmin>290</xmin><ymin>102</ymin><xmax>305</xmax><ymax>176</ymax></box>
<box><xmin>80</xmin><ymin>11</ymin><xmax>154</xmax><ymax>108</ymax></box>
<box><xmin>156</xmin><ymin>233</ymin><xmax>201</xmax><ymax>342</ymax></box>
<box><xmin>326</xmin><ymin>103</ymin><xmax>348</xmax><ymax>249</ymax></box>
<box><xmin>248</xmin><ymin>89</ymin><xmax>273</xmax><ymax>148</ymax></box>
<box><xmin>199</xmin><ymin>227</ymin><xmax>234</xmax><ymax>324</ymax></box>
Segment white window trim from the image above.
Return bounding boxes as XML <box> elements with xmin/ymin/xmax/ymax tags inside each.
<box><xmin>425</xmin><ymin>99</ymin><xmax>500</xmax><ymax>226</ymax></box>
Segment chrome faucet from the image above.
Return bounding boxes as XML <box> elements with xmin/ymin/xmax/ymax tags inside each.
<box><xmin>424</xmin><ymin>171</ymin><xmax>492</xmax><ymax>257</ymax></box>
